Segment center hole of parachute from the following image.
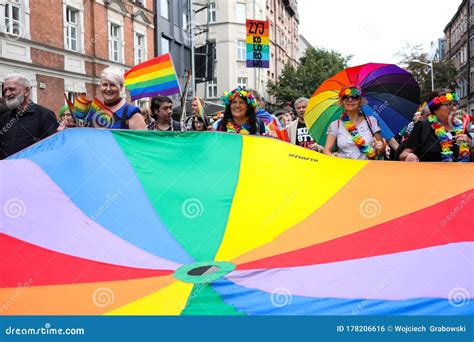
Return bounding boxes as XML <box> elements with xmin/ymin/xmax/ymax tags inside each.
<box><xmin>187</xmin><ymin>265</ymin><xmax>219</xmax><ymax>276</ymax></box>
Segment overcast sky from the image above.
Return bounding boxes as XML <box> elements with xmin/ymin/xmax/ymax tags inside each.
<box><xmin>298</xmin><ymin>0</ymin><xmax>462</xmax><ymax>66</ymax></box>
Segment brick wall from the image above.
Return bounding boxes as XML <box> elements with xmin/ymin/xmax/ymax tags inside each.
<box><xmin>36</xmin><ymin>75</ymin><xmax>65</xmax><ymax>116</ymax></box>
<box><xmin>31</xmin><ymin>48</ymin><xmax>65</xmax><ymax>70</ymax></box>
<box><xmin>30</xmin><ymin>0</ymin><xmax>63</xmax><ymax>49</ymax></box>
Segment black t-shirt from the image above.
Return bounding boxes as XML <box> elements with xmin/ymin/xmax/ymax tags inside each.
<box><xmin>296</xmin><ymin>120</ymin><xmax>314</xmax><ymax>148</ymax></box>
<box><xmin>405</xmin><ymin>120</ymin><xmax>464</xmax><ymax>162</ymax></box>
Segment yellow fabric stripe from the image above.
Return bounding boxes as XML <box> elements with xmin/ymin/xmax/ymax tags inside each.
<box><xmin>215</xmin><ymin>136</ymin><xmax>367</xmax><ymax>262</ymax></box>
<box><xmin>105</xmin><ymin>281</ymin><xmax>193</xmax><ymax>315</ymax></box>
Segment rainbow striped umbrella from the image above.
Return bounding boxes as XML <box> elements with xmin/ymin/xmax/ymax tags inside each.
<box><xmin>305</xmin><ymin>63</ymin><xmax>420</xmax><ymax>146</ymax></box>
<box><xmin>1</xmin><ymin>129</ymin><xmax>472</xmax><ymax>315</ymax></box>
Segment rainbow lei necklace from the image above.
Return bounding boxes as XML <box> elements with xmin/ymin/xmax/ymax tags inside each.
<box><xmin>226</xmin><ymin>120</ymin><xmax>251</xmax><ymax>134</ymax></box>
<box><xmin>428</xmin><ymin>114</ymin><xmax>470</xmax><ymax>162</ymax></box>
<box><xmin>341</xmin><ymin>114</ymin><xmax>376</xmax><ymax>159</ymax></box>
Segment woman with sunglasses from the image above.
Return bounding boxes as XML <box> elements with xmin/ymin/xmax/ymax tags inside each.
<box><xmin>323</xmin><ymin>86</ymin><xmax>385</xmax><ymax>160</ymax></box>
<box><xmin>399</xmin><ymin>89</ymin><xmax>471</xmax><ymax>162</ymax></box>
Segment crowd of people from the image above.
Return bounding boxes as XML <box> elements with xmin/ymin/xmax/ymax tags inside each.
<box><xmin>0</xmin><ymin>69</ymin><xmax>472</xmax><ymax>163</ymax></box>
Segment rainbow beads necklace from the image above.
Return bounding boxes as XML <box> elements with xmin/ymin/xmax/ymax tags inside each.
<box><xmin>341</xmin><ymin>113</ymin><xmax>376</xmax><ymax>159</ymax></box>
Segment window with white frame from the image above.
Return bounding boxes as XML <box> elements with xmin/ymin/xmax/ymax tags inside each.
<box><xmin>160</xmin><ymin>0</ymin><xmax>169</xmax><ymax>20</ymax></box>
<box><xmin>237</xmin><ymin>77</ymin><xmax>247</xmax><ymax>89</ymax></box>
<box><xmin>208</xmin><ymin>3</ymin><xmax>216</xmax><ymax>23</ymax></box>
<box><xmin>237</xmin><ymin>40</ymin><xmax>246</xmax><ymax>61</ymax></box>
<box><xmin>236</xmin><ymin>3</ymin><xmax>246</xmax><ymax>23</ymax></box>
<box><xmin>161</xmin><ymin>36</ymin><xmax>170</xmax><ymax>54</ymax></box>
<box><xmin>207</xmin><ymin>78</ymin><xmax>217</xmax><ymax>98</ymax></box>
<box><xmin>135</xmin><ymin>32</ymin><xmax>145</xmax><ymax>64</ymax></box>
<box><xmin>65</xmin><ymin>7</ymin><xmax>79</xmax><ymax>51</ymax></box>
<box><xmin>5</xmin><ymin>1</ymin><xmax>22</xmax><ymax>37</ymax></box>
<box><xmin>109</xmin><ymin>22</ymin><xmax>121</xmax><ymax>62</ymax></box>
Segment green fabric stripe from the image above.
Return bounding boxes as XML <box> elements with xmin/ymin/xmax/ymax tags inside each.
<box><xmin>181</xmin><ymin>283</ymin><xmax>245</xmax><ymax>315</ymax></box>
<box><xmin>112</xmin><ymin>131</ymin><xmax>242</xmax><ymax>261</ymax></box>
<box><xmin>125</xmin><ymin>74</ymin><xmax>177</xmax><ymax>91</ymax></box>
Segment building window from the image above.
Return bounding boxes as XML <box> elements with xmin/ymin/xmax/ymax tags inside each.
<box><xmin>182</xmin><ymin>12</ymin><xmax>188</xmax><ymax>29</ymax></box>
<box><xmin>4</xmin><ymin>1</ymin><xmax>21</xmax><ymax>37</ymax></box>
<box><xmin>207</xmin><ymin>78</ymin><xmax>217</xmax><ymax>98</ymax></box>
<box><xmin>65</xmin><ymin>7</ymin><xmax>79</xmax><ymax>51</ymax></box>
<box><xmin>161</xmin><ymin>36</ymin><xmax>170</xmax><ymax>54</ymax></box>
<box><xmin>237</xmin><ymin>40</ymin><xmax>246</xmax><ymax>61</ymax></box>
<box><xmin>237</xmin><ymin>77</ymin><xmax>247</xmax><ymax>89</ymax></box>
<box><xmin>135</xmin><ymin>33</ymin><xmax>145</xmax><ymax>64</ymax></box>
<box><xmin>109</xmin><ymin>22</ymin><xmax>121</xmax><ymax>62</ymax></box>
<box><xmin>236</xmin><ymin>3</ymin><xmax>246</xmax><ymax>23</ymax></box>
<box><xmin>160</xmin><ymin>0</ymin><xmax>169</xmax><ymax>20</ymax></box>
<box><xmin>208</xmin><ymin>2</ymin><xmax>216</xmax><ymax>23</ymax></box>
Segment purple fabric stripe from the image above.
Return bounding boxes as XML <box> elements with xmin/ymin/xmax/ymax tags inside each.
<box><xmin>0</xmin><ymin>159</ymin><xmax>181</xmax><ymax>270</ymax></box>
<box><xmin>227</xmin><ymin>243</ymin><xmax>473</xmax><ymax>300</ymax></box>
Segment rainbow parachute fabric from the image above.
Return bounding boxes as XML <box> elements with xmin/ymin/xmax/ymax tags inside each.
<box><xmin>1</xmin><ymin>129</ymin><xmax>473</xmax><ymax>315</ymax></box>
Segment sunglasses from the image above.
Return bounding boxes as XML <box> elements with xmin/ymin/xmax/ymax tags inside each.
<box><xmin>342</xmin><ymin>95</ymin><xmax>361</xmax><ymax>101</ymax></box>
<box><xmin>440</xmin><ymin>102</ymin><xmax>459</xmax><ymax>109</ymax></box>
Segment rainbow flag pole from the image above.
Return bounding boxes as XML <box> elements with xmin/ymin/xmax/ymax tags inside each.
<box><xmin>124</xmin><ymin>53</ymin><xmax>181</xmax><ymax>101</ymax></box>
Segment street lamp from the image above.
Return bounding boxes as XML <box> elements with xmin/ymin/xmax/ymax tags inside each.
<box><xmin>412</xmin><ymin>58</ymin><xmax>434</xmax><ymax>91</ymax></box>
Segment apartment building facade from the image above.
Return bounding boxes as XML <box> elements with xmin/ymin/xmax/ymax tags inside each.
<box><xmin>0</xmin><ymin>0</ymin><xmax>155</xmax><ymax>114</ymax></box>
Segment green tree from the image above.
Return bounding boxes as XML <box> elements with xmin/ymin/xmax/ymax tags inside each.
<box><xmin>268</xmin><ymin>47</ymin><xmax>351</xmax><ymax>104</ymax></box>
<box><xmin>396</xmin><ymin>44</ymin><xmax>458</xmax><ymax>102</ymax></box>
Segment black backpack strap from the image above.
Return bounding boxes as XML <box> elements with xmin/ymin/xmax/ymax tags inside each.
<box><xmin>120</xmin><ymin>103</ymin><xmax>130</xmax><ymax>129</ymax></box>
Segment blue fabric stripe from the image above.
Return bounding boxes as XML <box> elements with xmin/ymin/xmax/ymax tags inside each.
<box><xmin>212</xmin><ymin>278</ymin><xmax>474</xmax><ymax>316</ymax></box>
<box><xmin>9</xmin><ymin>128</ymin><xmax>193</xmax><ymax>264</ymax></box>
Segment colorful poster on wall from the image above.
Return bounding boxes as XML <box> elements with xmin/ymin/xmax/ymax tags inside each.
<box><xmin>246</xmin><ymin>19</ymin><xmax>269</xmax><ymax>68</ymax></box>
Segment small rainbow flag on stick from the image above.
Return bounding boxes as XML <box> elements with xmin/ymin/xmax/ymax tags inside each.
<box><xmin>64</xmin><ymin>93</ymin><xmax>92</xmax><ymax>120</ymax></box>
<box><xmin>87</xmin><ymin>98</ymin><xmax>115</xmax><ymax>128</ymax></box>
<box><xmin>124</xmin><ymin>53</ymin><xmax>180</xmax><ymax>101</ymax></box>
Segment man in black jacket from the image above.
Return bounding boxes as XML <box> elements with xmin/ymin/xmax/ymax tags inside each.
<box><xmin>0</xmin><ymin>73</ymin><xmax>58</xmax><ymax>159</ymax></box>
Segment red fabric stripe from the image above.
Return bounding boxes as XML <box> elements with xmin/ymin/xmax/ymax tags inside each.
<box><xmin>237</xmin><ymin>190</ymin><xmax>474</xmax><ymax>270</ymax></box>
<box><xmin>0</xmin><ymin>234</ymin><xmax>173</xmax><ymax>287</ymax></box>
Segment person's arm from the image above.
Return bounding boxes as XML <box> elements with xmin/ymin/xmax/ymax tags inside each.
<box><xmin>42</xmin><ymin>110</ymin><xmax>60</xmax><ymax>137</ymax></box>
<box><xmin>323</xmin><ymin>134</ymin><xmax>336</xmax><ymax>156</ymax></box>
<box><xmin>127</xmin><ymin>113</ymin><xmax>147</xmax><ymax>130</ymax></box>
<box><xmin>387</xmin><ymin>137</ymin><xmax>399</xmax><ymax>151</ymax></box>
<box><xmin>373</xmin><ymin>132</ymin><xmax>386</xmax><ymax>155</ymax></box>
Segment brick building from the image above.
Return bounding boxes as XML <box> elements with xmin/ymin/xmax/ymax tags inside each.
<box><xmin>0</xmin><ymin>0</ymin><xmax>155</xmax><ymax>115</ymax></box>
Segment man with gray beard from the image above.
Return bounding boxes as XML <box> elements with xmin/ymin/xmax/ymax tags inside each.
<box><xmin>0</xmin><ymin>73</ymin><xmax>58</xmax><ymax>159</ymax></box>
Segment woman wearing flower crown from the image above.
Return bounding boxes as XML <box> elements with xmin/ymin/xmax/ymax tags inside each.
<box><xmin>399</xmin><ymin>89</ymin><xmax>471</xmax><ymax>162</ymax></box>
<box><xmin>213</xmin><ymin>87</ymin><xmax>266</xmax><ymax>135</ymax></box>
<box><xmin>322</xmin><ymin>86</ymin><xmax>385</xmax><ymax>160</ymax></box>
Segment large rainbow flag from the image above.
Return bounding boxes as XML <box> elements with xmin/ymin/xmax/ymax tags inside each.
<box><xmin>124</xmin><ymin>53</ymin><xmax>180</xmax><ymax>101</ymax></box>
<box><xmin>1</xmin><ymin>129</ymin><xmax>473</xmax><ymax>315</ymax></box>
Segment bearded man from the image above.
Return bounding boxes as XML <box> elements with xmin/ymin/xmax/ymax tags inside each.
<box><xmin>0</xmin><ymin>73</ymin><xmax>58</xmax><ymax>159</ymax></box>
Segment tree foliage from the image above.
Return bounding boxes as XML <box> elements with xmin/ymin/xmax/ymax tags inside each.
<box><xmin>267</xmin><ymin>47</ymin><xmax>351</xmax><ymax>104</ymax></box>
<box><xmin>396</xmin><ymin>44</ymin><xmax>458</xmax><ymax>102</ymax></box>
